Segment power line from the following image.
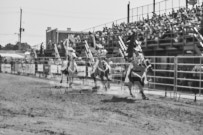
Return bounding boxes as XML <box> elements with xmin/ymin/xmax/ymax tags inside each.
<box><xmin>0</xmin><ymin>11</ymin><xmax>19</xmax><ymax>15</ymax></box>
<box><xmin>0</xmin><ymin>33</ymin><xmax>15</xmax><ymax>36</ymax></box>
<box><xmin>0</xmin><ymin>6</ymin><xmax>117</xmax><ymax>16</ymax></box>
<box><xmin>23</xmin><ymin>11</ymin><xmax>115</xmax><ymax>20</ymax></box>
<box><xmin>22</xmin><ymin>6</ymin><xmax>117</xmax><ymax>16</ymax></box>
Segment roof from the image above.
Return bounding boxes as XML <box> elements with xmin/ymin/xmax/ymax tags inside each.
<box><xmin>46</xmin><ymin>29</ymin><xmax>88</xmax><ymax>34</ymax></box>
<box><xmin>0</xmin><ymin>53</ymin><xmax>24</xmax><ymax>58</ymax></box>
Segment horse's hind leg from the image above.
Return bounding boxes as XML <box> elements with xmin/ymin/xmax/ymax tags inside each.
<box><xmin>105</xmin><ymin>71</ymin><xmax>111</xmax><ymax>89</ymax></box>
<box><xmin>128</xmin><ymin>82</ymin><xmax>134</xmax><ymax>97</ymax></box>
<box><xmin>68</xmin><ymin>75</ymin><xmax>73</xmax><ymax>88</ymax></box>
<box><xmin>100</xmin><ymin>73</ymin><xmax>108</xmax><ymax>91</ymax></box>
<box><xmin>136</xmin><ymin>81</ymin><xmax>148</xmax><ymax>100</ymax></box>
<box><xmin>91</xmin><ymin>73</ymin><xmax>97</xmax><ymax>89</ymax></box>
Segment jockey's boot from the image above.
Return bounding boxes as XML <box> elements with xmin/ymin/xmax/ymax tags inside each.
<box><xmin>60</xmin><ymin>80</ymin><xmax>62</xmax><ymax>83</ymax></box>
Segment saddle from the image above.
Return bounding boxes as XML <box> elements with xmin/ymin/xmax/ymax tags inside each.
<box><xmin>61</xmin><ymin>69</ymin><xmax>69</xmax><ymax>75</ymax></box>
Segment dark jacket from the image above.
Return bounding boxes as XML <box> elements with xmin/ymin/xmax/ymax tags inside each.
<box><xmin>126</xmin><ymin>32</ymin><xmax>136</xmax><ymax>58</ymax></box>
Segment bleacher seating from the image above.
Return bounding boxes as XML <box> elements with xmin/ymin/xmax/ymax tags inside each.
<box><xmin>75</xmin><ymin>5</ymin><xmax>203</xmax><ymax>57</ymax></box>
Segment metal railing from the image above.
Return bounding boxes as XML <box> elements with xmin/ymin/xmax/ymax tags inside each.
<box><xmin>0</xmin><ymin>56</ymin><xmax>203</xmax><ymax>100</ymax></box>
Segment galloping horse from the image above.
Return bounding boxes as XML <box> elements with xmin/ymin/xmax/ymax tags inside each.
<box><xmin>60</xmin><ymin>51</ymin><xmax>77</xmax><ymax>88</ymax></box>
<box><xmin>60</xmin><ymin>36</ymin><xmax>77</xmax><ymax>87</ymax></box>
<box><xmin>90</xmin><ymin>47</ymin><xmax>111</xmax><ymax>91</ymax></box>
<box><xmin>67</xmin><ymin>52</ymin><xmax>78</xmax><ymax>88</ymax></box>
<box><xmin>119</xmin><ymin>35</ymin><xmax>153</xmax><ymax>99</ymax></box>
<box><xmin>85</xmin><ymin>33</ymin><xmax>111</xmax><ymax>91</ymax></box>
<box><xmin>124</xmin><ymin>54</ymin><xmax>152</xmax><ymax>99</ymax></box>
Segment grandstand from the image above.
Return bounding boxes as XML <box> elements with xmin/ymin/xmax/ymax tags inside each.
<box><xmin>77</xmin><ymin>4</ymin><xmax>203</xmax><ymax>58</ymax></box>
<box><xmin>42</xmin><ymin>1</ymin><xmax>203</xmax><ymax>59</ymax></box>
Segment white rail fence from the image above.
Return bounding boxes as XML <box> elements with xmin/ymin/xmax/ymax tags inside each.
<box><xmin>1</xmin><ymin>56</ymin><xmax>202</xmax><ymax>98</ymax></box>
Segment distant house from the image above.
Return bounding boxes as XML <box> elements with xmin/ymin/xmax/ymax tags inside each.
<box><xmin>45</xmin><ymin>27</ymin><xmax>88</xmax><ymax>57</ymax></box>
<box><xmin>46</xmin><ymin>27</ymin><xmax>86</xmax><ymax>50</ymax></box>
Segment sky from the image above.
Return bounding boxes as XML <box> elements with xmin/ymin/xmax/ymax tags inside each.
<box><xmin>0</xmin><ymin>0</ymin><xmax>194</xmax><ymax>47</ymax></box>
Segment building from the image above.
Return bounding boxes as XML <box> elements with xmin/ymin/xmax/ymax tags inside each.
<box><xmin>45</xmin><ymin>27</ymin><xmax>88</xmax><ymax>57</ymax></box>
<box><xmin>46</xmin><ymin>27</ymin><xmax>86</xmax><ymax>50</ymax></box>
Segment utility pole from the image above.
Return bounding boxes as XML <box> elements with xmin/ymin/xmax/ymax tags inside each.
<box><xmin>153</xmin><ymin>0</ymin><xmax>155</xmax><ymax>13</ymax></box>
<box><xmin>19</xmin><ymin>8</ymin><xmax>22</xmax><ymax>50</ymax></box>
<box><xmin>127</xmin><ymin>2</ymin><xmax>130</xmax><ymax>23</ymax></box>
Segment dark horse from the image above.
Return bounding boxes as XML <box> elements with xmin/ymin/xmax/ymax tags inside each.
<box><xmin>124</xmin><ymin>56</ymin><xmax>153</xmax><ymax>99</ymax></box>
<box><xmin>91</xmin><ymin>57</ymin><xmax>111</xmax><ymax>91</ymax></box>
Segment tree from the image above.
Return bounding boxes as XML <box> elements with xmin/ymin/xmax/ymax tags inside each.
<box><xmin>1</xmin><ymin>42</ymin><xmax>31</xmax><ymax>51</ymax></box>
<box><xmin>20</xmin><ymin>42</ymin><xmax>31</xmax><ymax>51</ymax></box>
<box><xmin>2</xmin><ymin>43</ymin><xmax>15</xmax><ymax>50</ymax></box>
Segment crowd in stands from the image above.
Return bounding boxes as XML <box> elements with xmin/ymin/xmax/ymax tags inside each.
<box><xmin>88</xmin><ymin>4</ymin><xmax>203</xmax><ymax>47</ymax></box>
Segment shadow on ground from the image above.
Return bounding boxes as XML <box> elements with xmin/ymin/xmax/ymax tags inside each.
<box><xmin>101</xmin><ymin>96</ymin><xmax>136</xmax><ymax>103</ymax></box>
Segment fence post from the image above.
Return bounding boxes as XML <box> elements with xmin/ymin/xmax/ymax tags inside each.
<box><xmin>174</xmin><ymin>56</ymin><xmax>178</xmax><ymax>99</ymax></box>
<box><xmin>153</xmin><ymin>57</ymin><xmax>156</xmax><ymax>90</ymax></box>
<box><xmin>199</xmin><ymin>57</ymin><xmax>202</xmax><ymax>95</ymax></box>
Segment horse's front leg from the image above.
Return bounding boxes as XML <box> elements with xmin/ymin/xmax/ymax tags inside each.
<box><xmin>68</xmin><ymin>74</ymin><xmax>73</xmax><ymax>88</ymax></box>
<box><xmin>91</xmin><ymin>73</ymin><xmax>97</xmax><ymax>89</ymax></box>
<box><xmin>136</xmin><ymin>81</ymin><xmax>148</xmax><ymax>100</ymax></box>
<box><xmin>100</xmin><ymin>73</ymin><xmax>108</xmax><ymax>91</ymax></box>
<box><xmin>105</xmin><ymin>70</ymin><xmax>111</xmax><ymax>89</ymax></box>
<box><xmin>60</xmin><ymin>73</ymin><xmax>63</xmax><ymax>83</ymax></box>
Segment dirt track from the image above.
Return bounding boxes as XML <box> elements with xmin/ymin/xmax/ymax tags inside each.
<box><xmin>0</xmin><ymin>73</ymin><xmax>203</xmax><ymax>135</ymax></box>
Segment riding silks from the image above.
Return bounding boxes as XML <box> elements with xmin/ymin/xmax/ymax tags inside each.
<box><xmin>124</xmin><ymin>63</ymin><xmax>145</xmax><ymax>84</ymax></box>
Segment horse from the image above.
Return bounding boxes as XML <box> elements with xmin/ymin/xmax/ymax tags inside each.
<box><xmin>91</xmin><ymin>57</ymin><xmax>111</xmax><ymax>91</ymax></box>
<box><xmin>90</xmin><ymin>47</ymin><xmax>111</xmax><ymax>91</ymax></box>
<box><xmin>60</xmin><ymin>36</ymin><xmax>77</xmax><ymax>87</ymax></box>
<box><xmin>60</xmin><ymin>52</ymin><xmax>77</xmax><ymax>88</ymax></box>
<box><xmin>67</xmin><ymin>53</ymin><xmax>78</xmax><ymax>88</ymax></box>
<box><xmin>124</xmin><ymin>54</ymin><xmax>153</xmax><ymax>99</ymax></box>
